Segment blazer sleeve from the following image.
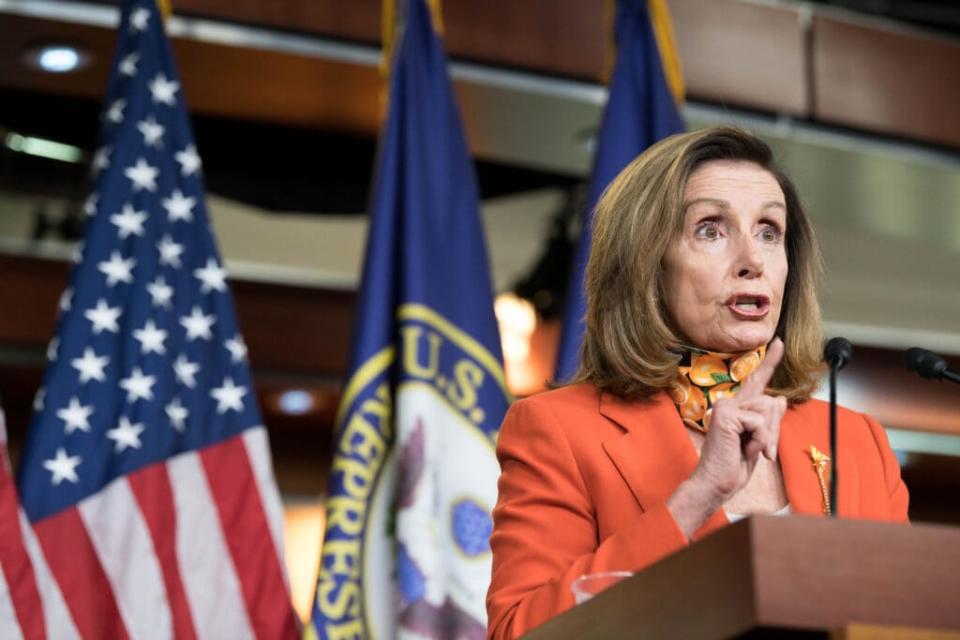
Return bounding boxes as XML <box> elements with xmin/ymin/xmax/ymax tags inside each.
<box><xmin>486</xmin><ymin>396</ymin><xmax>689</xmax><ymax>639</ymax></box>
<box><xmin>863</xmin><ymin>413</ymin><xmax>910</xmax><ymax>522</ymax></box>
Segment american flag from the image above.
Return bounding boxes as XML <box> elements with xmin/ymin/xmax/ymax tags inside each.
<box><xmin>1</xmin><ymin>399</ymin><xmax>48</xmax><ymax>639</ymax></box>
<box><xmin>13</xmin><ymin>1</ymin><xmax>299</xmax><ymax>637</ymax></box>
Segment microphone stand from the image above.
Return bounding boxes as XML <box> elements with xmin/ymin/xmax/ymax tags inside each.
<box><xmin>829</xmin><ymin>363</ymin><xmax>838</xmax><ymax>518</ymax></box>
<box><xmin>940</xmin><ymin>370</ymin><xmax>960</xmax><ymax>385</ymax></box>
<box><xmin>823</xmin><ymin>337</ymin><xmax>851</xmax><ymax>518</ymax></box>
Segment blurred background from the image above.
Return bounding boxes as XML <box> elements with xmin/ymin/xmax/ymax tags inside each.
<box><xmin>0</xmin><ymin>0</ymin><xmax>958</xmax><ymax>620</ymax></box>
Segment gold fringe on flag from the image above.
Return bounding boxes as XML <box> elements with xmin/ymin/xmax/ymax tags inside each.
<box><xmin>601</xmin><ymin>0</ymin><xmax>685</xmax><ymax>105</ymax></box>
<box><xmin>426</xmin><ymin>0</ymin><xmax>444</xmax><ymax>34</ymax></box>
<box><xmin>379</xmin><ymin>0</ymin><xmax>396</xmax><ymax>118</ymax></box>
<box><xmin>647</xmin><ymin>0</ymin><xmax>685</xmax><ymax>105</ymax></box>
<box><xmin>156</xmin><ymin>0</ymin><xmax>172</xmax><ymax>21</ymax></box>
<box><xmin>380</xmin><ymin>0</ymin><xmax>445</xmax><ymax>116</ymax></box>
<box><xmin>601</xmin><ymin>0</ymin><xmax>616</xmax><ymax>84</ymax></box>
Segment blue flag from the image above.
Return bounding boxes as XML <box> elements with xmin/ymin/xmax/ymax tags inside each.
<box><xmin>15</xmin><ymin>2</ymin><xmax>298</xmax><ymax>637</ymax></box>
<box><xmin>307</xmin><ymin>1</ymin><xmax>509</xmax><ymax>639</ymax></box>
<box><xmin>555</xmin><ymin>0</ymin><xmax>685</xmax><ymax>381</ymax></box>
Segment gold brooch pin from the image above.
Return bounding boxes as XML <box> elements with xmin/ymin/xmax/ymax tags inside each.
<box><xmin>809</xmin><ymin>445</ymin><xmax>832</xmax><ymax>516</ymax></box>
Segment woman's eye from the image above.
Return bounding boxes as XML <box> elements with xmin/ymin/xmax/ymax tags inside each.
<box><xmin>759</xmin><ymin>226</ymin><xmax>782</xmax><ymax>243</ymax></box>
<box><xmin>694</xmin><ymin>223</ymin><xmax>720</xmax><ymax>240</ymax></box>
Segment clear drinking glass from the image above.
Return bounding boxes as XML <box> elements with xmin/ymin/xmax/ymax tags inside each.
<box><xmin>570</xmin><ymin>571</ymin><xmax>633</xmax><ymax>605</ymax></box>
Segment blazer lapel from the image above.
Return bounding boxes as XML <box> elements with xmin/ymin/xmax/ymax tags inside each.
<box><xmin>599</xmin><ymin>390</ymin><xmax>728</xmax><ymax>540</ymax></box>
<box><xmin>779</xmin><ymin>406</ymin><xmax>860</xmax><ymax>518</ymax></box>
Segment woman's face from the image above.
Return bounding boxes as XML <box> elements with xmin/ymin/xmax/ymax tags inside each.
<box><xmin>662</xmin><ymin>160</ymin><xmax>788</xmax><ymax>353</ymax></box>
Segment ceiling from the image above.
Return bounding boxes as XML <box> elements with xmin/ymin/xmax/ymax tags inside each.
<box><xmin>0</xmin><ymin>0</ymin><xmax>959</xmax><ymax>351</ymax></box>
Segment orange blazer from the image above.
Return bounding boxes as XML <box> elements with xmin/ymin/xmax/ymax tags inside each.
<box><xmin>486</xmin><ymin>384</ymin><xmax>909</xmax><ymax>639</ymax></box>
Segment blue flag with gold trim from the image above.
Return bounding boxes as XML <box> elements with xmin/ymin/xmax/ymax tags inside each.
<box><xmin>307</xmin><ymin>0</ymin><xmax>509</xmax><ymax>638</ymax></box>
<box><xmin>555</xmin><ymin>0</ymin><xmax>685</xmax><ymax>381</ymax></box>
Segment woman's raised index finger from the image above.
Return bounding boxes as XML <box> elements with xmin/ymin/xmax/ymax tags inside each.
<box><xmin>741</xmin><ymin>338</ymin><xmax>785</xmax><ymax>397</ymax></box>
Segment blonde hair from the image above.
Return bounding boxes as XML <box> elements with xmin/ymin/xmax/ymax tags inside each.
<box><xmin>574</xmin><ymin>127</ymin><xmax>824</xmax><ymax>403</ymax></box>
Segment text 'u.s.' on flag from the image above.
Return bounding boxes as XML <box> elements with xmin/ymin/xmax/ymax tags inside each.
<box><xmin>307</xmin><ymin>0</ymin><xmax>510</xmax><ymax>638</ymax></box>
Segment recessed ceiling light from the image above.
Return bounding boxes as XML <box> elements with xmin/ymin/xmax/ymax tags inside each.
<box><xmin>278</xmin><ymin>390</ymin><xmax>315</xmax><ymax>415</ymax></box>
<box><xmin>23</xmin><ymin>44</ymin><xmax>91</xmax><ymax>74</ymax></box>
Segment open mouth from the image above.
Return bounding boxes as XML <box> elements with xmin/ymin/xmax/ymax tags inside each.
<box><xmin>726</xmin><ymin>295</ymin><xmax>770</xmax><ymax>319</ymax></box>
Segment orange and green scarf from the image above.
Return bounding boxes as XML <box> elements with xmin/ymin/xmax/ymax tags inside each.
<box><xmin>668</xmin><ymin>346</ymin><xmax>766</xmax><ymax>433</ymax></box>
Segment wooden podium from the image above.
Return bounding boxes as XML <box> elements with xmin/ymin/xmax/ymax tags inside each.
<box><xmin>523</xmin><ymin>515</ymin><xmax>960</xmax><ymax>639</ymax></box>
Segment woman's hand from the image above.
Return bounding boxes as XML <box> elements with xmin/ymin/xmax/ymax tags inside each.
<box><xmin>667</xmin><ymin>338</ymin><xmax>787</xmax><ymax>538</ymax></box>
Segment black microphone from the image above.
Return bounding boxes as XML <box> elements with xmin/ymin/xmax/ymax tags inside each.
<box><xmin>905</xmin><ymin>347</ymin><xmax>960</xmax><ymax>385</ymax></box>
<box><xmin>824</xmin><ymin>337</ymin><xmax>853</xmax><ymax>370</ymax></box>
<box><xmin>823</xmin><ymin>337</ymin><xmax>852</xmax><ymax>518</ymax></box>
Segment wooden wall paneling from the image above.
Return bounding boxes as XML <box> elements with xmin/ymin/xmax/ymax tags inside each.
<box><xmin>440</xmin><ymin>0</ymin><xmax>605</xmax><ymax>80</ymax></box>
<box><xmin>0</xmin><ymin>254</ymin><xmax>62</xmax><ymax>346</ymax></box>
<box><xmin>231</xmin><ymin>279</ymin><xmax>354</xmax><ymax>377</ymax></box>
<box><xmin>168</xmin><ymin>0</ymin><xmax>607</xmax><ymax>80</ymax></box>
<box><xmin>166</xmin><ymin>0</ymin><xmax>382</xmax><ymax>46</ymax></box>
<box><xmin>667</xmin><ymin>0</ymin><xmax>809</xmax><ymax>115</ymax></box>
<box><xmin>169</xmin><ymin>38</ymin><xmax>381</xmax><ymax>133</ymax></box>
<box><xmin>0</xmin><ymin>13</ymin><xmax>383</xmax><ymax>134</ymax></box>
<box><xmin>813</xmin><ymin>13</ymin><xmax>960</xmax><ymax>147</ymax></box>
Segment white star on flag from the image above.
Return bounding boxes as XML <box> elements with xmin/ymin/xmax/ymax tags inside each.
<box><xmin>98</xmin><ymin>250</ymin><xmax>135</xmax><ymax>286</ymax></box>
<box><xmin>84</xmin><ymin>299</ymin><xmax>122</xmax><ymax>334</ymax></box>
<box><xmin>180</xmin><ymin>306</ymin><xmax>216</xmax><ymax>341</ymax></box>
<box><xmin>165</xmin><ymin>397</ymin><xmax>189</xmax><ymax>431</ymax></box>
<box><xmin>106</xmin><ymin>417</ymin><xmax>145</xmax><ymax>453</ymax></box>
<box><xmin>130</xmin><ymin>6</ymin><xmax>150</xmax><ymax>31</ymax></box>
<box><xmin>125</xmin><ymin>157</ymin><xmax>159</xmax><ymax>192</ymax></box>
<box><xmin>33</xmin><ymin>388</ymin><xmax>45</xmax><ymax>412</ymax></box>
<box><xmin>83</xmin><ymin>192</ymin><xmax>99</xmax><ymax>217</ymax></box>
<box><xmin>72</xmin><ymin>347</ymin><xmax>109</xmax><ymax>383</ymax></box>
<box><xmin>72</xmin><ymin>241</ymin><xmax>85</xmax><ymax>265</ymax></box>
<box><xmin>47</xmin><ymin>336</ymin><xmax>59</xmax><ymax>362</ymax></box>
<box><xmin>162</xmin><ymin>189</ymin><xmax>196</xmax><ymax>222</ymax></box>
<box><xmin>194</xmin><ymin>258</ymin><xmax>227</xmax><ymax>294</ymax></box>
<box><xmin>149</xmin><ymin>73</ymin><xmax>179</xmax><ymax>106</ymax></box>
<box><xmin>105</xmin><ymin>99</ymin><xmax>126</xmax><ymax>124</ymax></box>
<box><xmin>119</xmin><ymin>52</ymin><xmax>139</xmax><ymax>77</ymax></box>
<box><xmin>56</xmin><ymin>397</ymin><xmax>94</xmax><ymax>435</ymax></box>
<box><xmin>225</xmin><ymin>336</ymin><xmax>248</xmax><ymax>363</ymax></box>
<box><xmin>17</xmin><ymin>2</ymin><xmax>298</xmax><ymax>630</ymax></box>
<box><xmin>133</xmin><ymin>319</ymin><xmax>168</xmax><ymax>355</ymax></box>
<box><xmin>43</xmin><ymin>448</ymin><xmax>81</xmax><ymax>485</ymax></box>
<box><xmin>137</xmin><ymin>114</ymin><xmax>165</xmax><ymax>148</ymax></box>
<box><xmin>147</xmin><ymin>275</ymin><xmax>174</xmax><ymax>309</ymax></box>
<box><xmin>173</xmin><ymin>354</ymin><xmax>200</xmax><ymax>388</ymax></box>
<box><xmin>92</xmin><ymin>145</ymin><xmax>111</xmax><ymax>174</ymax></box>
<box><xmin>119</xmin><ymin>367</ymin><xmax>156</xmax><ymax>403</ymax></box>
<box><xmin>59</xmin><ymin>287</ymin><xmax>73</xmax><ymax>313</ymax></box>
<box><xmin>175</xmin><ymin>144</ymin><xmax>202</xmax><ymax>176</ymax></box>
<box><xmin>211</xmin><ymin>377</ymin><xmax>247</xmax><ymax>414</ymax></box>
<box><xmin>157</xmin><ymin>234</ymin><xmax>185</xmax><ymax>267</ymax></box>
<box><xmin>110</xmin><ymin>203</ymin><xmax>148</xmax><ymax>239</ymax></box>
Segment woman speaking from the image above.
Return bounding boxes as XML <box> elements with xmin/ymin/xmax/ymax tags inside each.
<box><xmin>485</xmin><ymin>127</ymin><xmax>909</xmax><ymax>639</ymax></box>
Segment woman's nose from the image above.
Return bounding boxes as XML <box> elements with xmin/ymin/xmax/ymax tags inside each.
<box><xmin>735</xmin><ymin>237</ymin><xmax>764</xmax><ymax>278</ymax></box>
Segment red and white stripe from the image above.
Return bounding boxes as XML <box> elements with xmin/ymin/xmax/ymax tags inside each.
<box><xmin>0</xmin><ymin>414</ymin><xmax>47</xmax><ymax>640</ymax></box>
<box><xmin>21</xmin><ymin>426</ymin><xmax>299</xmax><ymax>639</ymax></box>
